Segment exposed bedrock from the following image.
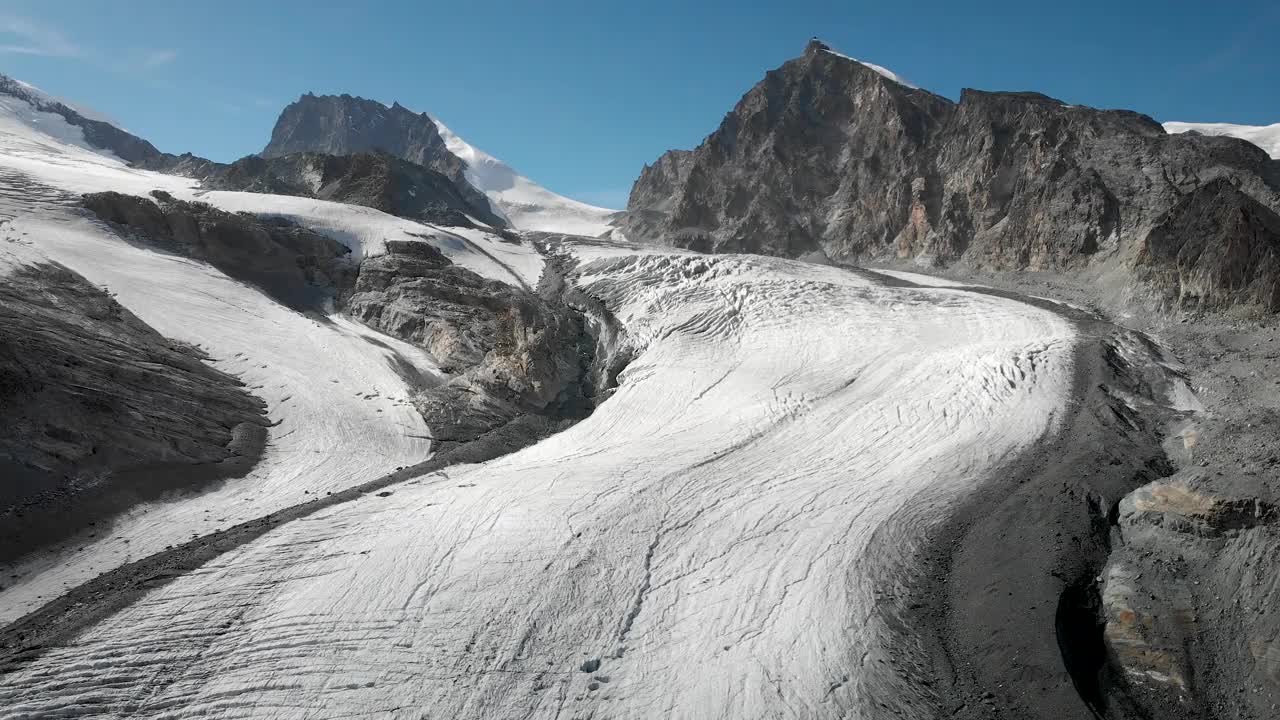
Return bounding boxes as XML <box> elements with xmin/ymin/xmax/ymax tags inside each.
<box><xmin>82</xmin><ymin>190</ymin><xmax>356</xmax><ymax>309</ymax></box>
<box><xmin>916</xmin><ymin>298</ymin><xmax>1188</xmax><ymax>720</ymax></box>
<box><xmin>261</xmin><ymin>93</ymin><xmax>498</xmax><ymax>221</ymax></box>
<box><xmin>141</xmin><ymin>150</ymin><xmax>506</xmax><ymax>229</ymax></box>
<box><xmin>618</xmin><ymin>40</ymin><xmax>1280</xmax><ymax>312</ymax></box>
<box><xmin>349</xmin><ymin>237</ymin><xmax>629</xmax><ymax>445</ymax></box>
<box><xmin>1100</xmin><ymin>479</ymin><xmax>1280</xmax><ymax>719</ymax></box>
<box><xmin>1134</xmin><ymin>178</ymin><xmax>1280</xmax><ymax>312</ymax></box>
<box><xmin>0</xmin><ymin>261</ymin><xmax>268</xmax><ymax>565</ymax></box>
<box><xmin>80</xmin><ymin>190</ymin><xmax>625</xmax><ymax>450</ymax></box>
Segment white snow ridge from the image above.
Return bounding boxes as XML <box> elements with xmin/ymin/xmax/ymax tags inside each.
<box><xmin>432</xmin><ymin>115</ymin><xmax>617</xmax><ymax>236</ymax></box>
<box><xmin>1163</xmin><ymin>120</ymin><xmax>1280</xmax><ymax>159</ymax></box>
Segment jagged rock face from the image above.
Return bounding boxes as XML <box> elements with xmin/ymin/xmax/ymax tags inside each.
<box><xmin>1101</xmin><ymin>477</ymin><xmax>1280</xmax><ymax>719</ymax></box>
<box><xmin>218</xmin><ymin>152</ymin><xmax>504</xmax><ymax>227</ymax></box>
<box><xmin>347</xmin><ymin>241</ymin><xmax>584</xmax><ymax>442</ymax></box>
<box><xmin>620</xmin><ymin>41</ymin><xmax>1280</xmax><ymax>293</ymax></box>
<box><xmin>628</xmin><ymin>149</ymin><xmax>694</xmax><ymax>214</ymax></box>
<box><xmin>0</xmin><ymin>75</ymin><xmax>162</xmax><ymax>164</ymax></box>
<box><xmin>1135</xmin><ymin>178</ymin><xmax>1280</xmax><ymax>311</ymax></box>
<box><xmin>82</xmin><ymin>190</ymin><xmax>356</xmax><ymax>310</ymax></box>
<box><xmin>143</xmin><ymin>150</ymin><xmax>502</xmax><ymax>228</ymax></box>
<box><xmin>261</xmin><ymin>94</ymin><xmax>495</xmax><ymax>218</ymax></box>
<box><xmin>627</xmin><ymin>40</ymin><xmax>951</xmax><ymax>257</ymax></box>
<box><xmin>0</xmin><ymin>262</ymin><xmax>268</xmax><ymax>563</ymax></box>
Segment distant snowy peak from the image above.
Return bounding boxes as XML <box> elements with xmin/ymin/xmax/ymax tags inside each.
<box><xmin>1163</xmin><ymin>121</ymin><xmax>1280</xmax><ymax>160</ymax></box>
<box><xmin>804</xmin><ymin>38</ymin><xmax>920</xmax><ymax>90</ymax></box>
<box><xmin>264</xmin><ymin>92</ymin><xmax>616</xmax><ymax>236</ymax></box>
<box><xmin>0</xmin><ymin>74</ymin><xmax>161</xmax><ymax>163</ymax></box>
<box><xmin>429</xmin><ymin>114</ymin><xmax>616</xmax><ymax>236</ymax></box>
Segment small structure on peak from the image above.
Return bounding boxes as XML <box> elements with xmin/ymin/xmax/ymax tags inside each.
<box><xmin>804</xmin><ymin>37</ymin><xmax>831</xmax><ymax>55</ymax></box>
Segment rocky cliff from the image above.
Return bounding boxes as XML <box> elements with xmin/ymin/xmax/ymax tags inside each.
<box><xmin>618</xmin><ymin>40</ymin><xmax>1280</xmax><ymax>310</ymax></box>
<box><xmin>347</xmin><ymin>240</ymin><xmax>620</xmax><ymax>445</ymax></box>
<box><xmin>1134</xmin><ymin>178</ymin><xmax>1280</xmax><ymax>311</ymax></box>
<box><xmin>261</xmin><ymin>94</ymin><xmax>495</xmax><ymax>218</ymax></box>
<box><xmin>139</xmin><ymin>150</ymin><xmax>504</xmax><ymax>229</ymax></box>
<box><xmin>209</xmin><ymin>152</ymin><xmax>506</xmax><ymax>228</ymax></box>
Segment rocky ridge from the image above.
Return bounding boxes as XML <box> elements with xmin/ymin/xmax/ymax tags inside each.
<box><xmin>618</xmin><ymin>39</ymin><xmax>1280</xmax><ymax>313</ymax></box>
<box><xmin>262</xmin><ymin>94</ymin><xmax>496</xmax><ymax>220</ymax></box>
<box><xmin>141</xmin><ymin>151</ymin><xmax>506</xmax><ymax>229</ymax></box>
<box><xmin>0</xmin><ymin>75</ymin><xmax>163</xmax><ymax>164</ymax></box>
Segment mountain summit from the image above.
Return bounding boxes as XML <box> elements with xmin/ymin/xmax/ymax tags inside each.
<box><xmin>615</xmin><ymin>41</ymin><xmax>1280</xmax><ymax>311</ymax></box>
<box><xmin>264</xmin><ymin>94</ymin><xmax>616</xmax><ymax>235</ymax></box>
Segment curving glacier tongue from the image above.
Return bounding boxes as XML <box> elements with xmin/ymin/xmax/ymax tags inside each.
<box><xmin>0</xmin><ymin>241</ymin><xmax>1075</xmax><ymax>719</ymax></box>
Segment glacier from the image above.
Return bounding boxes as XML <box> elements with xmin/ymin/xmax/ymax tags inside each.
<box><xmin>0</xmin><ymin>77</ymin><xmax>1088</xmax><ymax>719</ymax></box>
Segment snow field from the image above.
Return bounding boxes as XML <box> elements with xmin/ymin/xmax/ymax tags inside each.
<box><xmin>1163</xmin><ymin>121</ymin><xmax>1280</xmax><ymax>159</ymax></box>
<box><xmin>433</xmin><ymin>114</ymin><xmax>617</xmax><ymax>236</ymax></box>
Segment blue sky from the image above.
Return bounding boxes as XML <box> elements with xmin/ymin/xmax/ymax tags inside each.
<box><xmin>2</xmin><ymin>1</ymin><xmax>1276</xmax><ymax>208</ymax></box>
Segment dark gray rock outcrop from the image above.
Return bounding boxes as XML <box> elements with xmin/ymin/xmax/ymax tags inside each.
<box><xmin>140</xmin><ymin>151</ymin><xmax>504</xmax><ymax>228</ymax></box>
<box><xmin>346</xmin><ymin>240</ymin><xmax>600</xmax><ymax>444</ymax></box>
<box><xmin>82</xmin><ymin>190</ymin><xmax>356</xmax><ymax>309</ymax></box>
<box><xmin>0</xmin><ymin>75</ymin><xmax>163</xmax><ymax>164</ymax></box>
<box><xmin>0</xmin><ymin>262</ymin><xmax>268</xmax><ymax>563</ymax></box>
<box><xmin>618</xmin><ymin>40</ymin><xmax>1280</xmax><ymax>310</ymax></box>
<box><xmin>261</xmin><ymin>94</ymin><xmax>496</xmax><ymax>220</ymax></box>
<box><xmin>219</xmin><ymin>152</ymin><xmax>503</xmax><ymax>227</ymax></box>
<box><xmin>1135</xmin><ymin>178</ymin><xmax>1280</xmax><ymax>311</ymax></box>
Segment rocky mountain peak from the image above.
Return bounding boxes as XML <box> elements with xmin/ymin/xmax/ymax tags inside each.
<box><xmin>614</xmin><ymin>43</ymin><xmax>1280</xmax><ymax>310</ymax></box>
<box><xmin>803</xmin><ymin>38</ymin><xmax>831</xmax><ymax>56</ymax></box>
<box><xmin>262</xmin><ymin>92</ymin><xmax>496</xmax><ymax>221</ymax></box>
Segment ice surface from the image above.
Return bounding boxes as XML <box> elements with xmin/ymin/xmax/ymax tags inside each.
<box><xmin>1163</xmin><ymin>120</ymin><xmax>1280</xmax><ymax>159</ymax></box>
<box><xmin>432</xmin><ymin>114</ymin><xmax>617</xmax><ymax>235</ymax></box>
<box><xmin>0</xmin><ymin>244</ymin><xmax>1077</xmax><ymax>718</ymax></box>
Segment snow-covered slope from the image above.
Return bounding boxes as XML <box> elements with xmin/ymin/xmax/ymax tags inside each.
<box><xmin>0</xmin><ymin>234</ymin><xmax>1076</xmax><ymax>718</ymax></box>
<box><xmin>0</xmin><ymin>97</ymin><xmax>545</xmax><ymax>287</ymax></box>
<box><xmin>3</xmin><ymin>77</ymin><xmax>124</xmax><ymax>128</ymax></box>
<box><xmin>0</xmin><ymin>85</ymin><xmax>121</xmax><ymax>159</ymax></box>
<box><xmin>432</xmin><ymin>115</ymin><xmax>617</xmax><ymax>236</ymax></box>
<box><xmin>1163</xmin><ymin>120</ymin><xmax>1280</xmax><ymax>159</ymax></box>
<box><xmin>0</xmin><ymin>85</ymin><xmax>551</xmax><ymax>621</ymax></box>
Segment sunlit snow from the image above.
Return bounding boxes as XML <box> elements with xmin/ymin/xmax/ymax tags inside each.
<box><xmin>432</xmin><ymin>114</ymin><xmax>617</xmax><ymax>236</ymax></box>
<box><xmin>1163</xmin><ymin>120</ymin><xmax>1280</xmax><ymax>159</ymax></box>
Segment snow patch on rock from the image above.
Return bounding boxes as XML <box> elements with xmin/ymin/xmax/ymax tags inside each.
<box><xmin>1163</xmin><ymin>120</ymin><xmax>1280</xmax><ymax>159</ymax></box>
